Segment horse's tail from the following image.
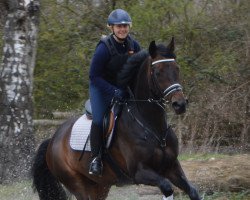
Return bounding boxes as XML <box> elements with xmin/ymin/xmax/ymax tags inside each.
<box><xmin>31</xmin><ymin>138</ymin><xmax>67</xmax><ymax>200</ymax></box>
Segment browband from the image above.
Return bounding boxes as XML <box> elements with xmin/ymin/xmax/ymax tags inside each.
<box><xmin>152</xmin><ymin>59</ymin><xmax>175</xmax><ymax>65</ymax></box>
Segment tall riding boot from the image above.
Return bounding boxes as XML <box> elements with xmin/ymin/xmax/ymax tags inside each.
<box><xmin>89</xmin><ymin>123</ymin><xmax>103</xmax><ymax>176</ymax></box>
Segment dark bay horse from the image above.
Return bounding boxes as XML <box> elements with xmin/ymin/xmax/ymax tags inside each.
<box><xmin>32</xmin><ymin>38</ymin><xmax>201</xmax><ymax>200</ymax></box>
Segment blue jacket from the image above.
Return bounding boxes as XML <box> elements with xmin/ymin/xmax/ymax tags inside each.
<box><xmin>89</xmin><ymin>34</ymin><xmax>140</xmax><ymax>98</ymax></box>
<box><xmin>89</xmin><ymin>34</ymin><xmax>140</xmax><ymax>126</ymax></box>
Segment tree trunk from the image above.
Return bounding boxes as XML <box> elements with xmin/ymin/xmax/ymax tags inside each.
<box><xmin>0</xmin><ymin>0</ymin><xmax>40</xmax><ymax>184</ymax></box>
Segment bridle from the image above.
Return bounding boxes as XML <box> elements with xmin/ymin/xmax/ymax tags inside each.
<box><xmin>123</xmin><ymin>58</ymin><xmax>183</xmax><ymax>148</ymax></box>
<box><xmin>151</xmin><ymin>58</ymin><xmax>183</xmax><ymax>99</ymax></box>
<box><xmin>125</xmin><ymin>58</ymin><xmax>183</xmax><ymax>110</ymax></box>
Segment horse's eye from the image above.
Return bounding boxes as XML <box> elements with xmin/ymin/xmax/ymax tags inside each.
<box><xmin>154</xmin><ymin>68</ymin><xmax>161</xmax><ymax>77</ymax></box>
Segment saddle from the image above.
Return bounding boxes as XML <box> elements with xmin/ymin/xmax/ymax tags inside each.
<box><xmin>85</xmin><ymin>99</ymin><xmax>123</xmax><ymax>148</ymax></box>
<box><xmin>70</xmin><ymin>100</ymin><xmax>123</xmax><ymax>152</ymax></box>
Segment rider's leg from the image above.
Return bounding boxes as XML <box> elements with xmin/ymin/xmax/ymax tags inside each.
<box><xmin>89</xmin><ymin>85</ymin><xmax>111</xmax><ymax>176</ymax></box>
<box><xmin>89</xmin><ymin>122</ymin><xmax>103</xmax><ymax>176</ymax></box>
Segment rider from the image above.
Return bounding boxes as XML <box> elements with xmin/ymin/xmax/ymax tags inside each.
<box><xmin>88</xmin><ymin>9</ymin><xmax>141</xmax><ymax>176</ymax></box>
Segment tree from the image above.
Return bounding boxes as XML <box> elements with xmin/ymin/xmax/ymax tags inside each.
<box><xmin>0</xmin><ymin>0</ymin><xmax>40</xmax><ymax>183</ymax></box>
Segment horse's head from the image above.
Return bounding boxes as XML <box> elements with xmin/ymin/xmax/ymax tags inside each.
<box><xmin>148</xmin><ymin>37</ymin><xmax>187</xmax><ymax>114</ymax></box>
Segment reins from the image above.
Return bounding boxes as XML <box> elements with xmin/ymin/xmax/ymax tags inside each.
<box><xmin>119</xmin><ymin>58</ymin><xmax>182</xmax><ymax>148</ymax></box>
<box><xmin>125</xmin><ymin>86</ymin><xmax>168</xmax><ymax>109</ymax></box>
<box><xmin>121</xmin><ymin>87</ymin><xmax>170</xmax><ymax>148</ymax></box>
<box><xmin>125</xmin><ymin>101</ymin><xmax>170</xmax><ymax>148</ymax></box>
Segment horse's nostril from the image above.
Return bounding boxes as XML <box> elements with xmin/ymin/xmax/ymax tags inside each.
<box><xmin>172</xmin><ymin>99</ymin><xmax>187</xmax><ymax>107</ymax></box>
<box><xmin>172</xmin><ymin>101</ymin><xmax>183</xmax><ymax>111</ymax></box>
<box><xmin>172</xmin><ymin>101</ymin><xmax>179</xmax><ymax>108</ymax></box>
<box><xmin>172</xmin><ymin>100</ymin><xmax>187</xmax><ymax>114</ymax></box>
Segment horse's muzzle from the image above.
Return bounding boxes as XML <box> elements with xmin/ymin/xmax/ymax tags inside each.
<box><xmin>172</xmin><ymin>98</ymin><xmax>188</xmax><ymax>114</ymax></box>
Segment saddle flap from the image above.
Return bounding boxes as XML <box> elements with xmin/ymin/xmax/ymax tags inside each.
<box><xmin>70</xmin><ymin>102</ymin><xmax>122</xmax><ymax>151</ymax></box>
<box><xmin>70</xmin><ymin>114</ymin><xmax>91</xmax><ymax>151</ymax></box>
<box><xmin>103</xmin><ymin>105</ymin><xmax>117</xmax><ymax>148</ymax></box>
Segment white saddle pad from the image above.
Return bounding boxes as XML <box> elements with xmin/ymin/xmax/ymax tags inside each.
<box><xmin>69</xmin><ymin>114</ymin><xmax>91</xmax><ymax>151</ymax></box>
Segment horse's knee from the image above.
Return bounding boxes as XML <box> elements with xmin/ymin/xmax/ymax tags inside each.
<box><xmin>158</xmin><ymin>179</ymin><xmax>173</xmax><ymax>197</ymax></box>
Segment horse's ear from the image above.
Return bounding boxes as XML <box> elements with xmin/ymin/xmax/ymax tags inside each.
<box><xmin>149</xmin><ymin>40</ymin><xmax>157</xmax><ymax>58</ymax></box>
<box><xmin>167</xmin><ymin>37</ymin><xmax>175</xmax><ymax>53</ymax></box>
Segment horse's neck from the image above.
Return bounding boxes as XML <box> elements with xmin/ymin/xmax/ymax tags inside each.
<box><xmin>134</xmin><ymin>59</ymin><xmax>151</xmax><ymax>100</ymax></box>
<box><xmin>133</xmin><ymin>62</ymin><xmax>168</xmax><ymax>132</ymax></box>
<box><xmin>137</xmin><ymin>102</ymin><xmax>168</xmax><ymax>132</ymax></box>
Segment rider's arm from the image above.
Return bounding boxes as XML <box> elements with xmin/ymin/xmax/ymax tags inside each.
<box><xmin>89</xmin><ymin>42</ymin><xmax>117</xmax><ymax>96</ymax></box>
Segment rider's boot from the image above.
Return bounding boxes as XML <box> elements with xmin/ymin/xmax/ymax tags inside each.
<box><xmin>89</xmin><ymin>123</ymin><xmax>103</xmax><ymax>176</ymax></box>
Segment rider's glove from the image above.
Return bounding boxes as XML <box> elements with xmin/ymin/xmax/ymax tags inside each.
<box><xmin>114</xmin><ymin>89</ymin><xmax>125</xmax><ymax>102</ymax></box>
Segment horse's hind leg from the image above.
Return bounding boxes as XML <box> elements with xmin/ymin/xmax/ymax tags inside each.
<box><xmin>89</xmin><ymin>184</ymin><xmax>111</xmax><ymax>200</ymax></box>
<box><xmin>62</xmin><ymin>177</ymin><xmax>89</xmax><ymax>200</ymax></box>
<box><xmin>166</xmin><ymin>160</ymin><xmax>201</xmax><ymax>200</ymax></box>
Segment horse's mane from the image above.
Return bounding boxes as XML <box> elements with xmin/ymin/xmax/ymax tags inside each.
<box><xmin>117</xmin><ymin>50</ymin><xmax>149</xmax><ymax>88</ymax></box>
<box><xmin>117</xmin><ymin>43</ymin><xmax>176</xmax><ymax>89</ymax></box>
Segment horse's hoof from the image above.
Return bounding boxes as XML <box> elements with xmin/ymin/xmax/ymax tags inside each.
<box><xmin>162</xmin><ymin>194</ymin><xmax>174</xmax><ymax>200</ymax></box>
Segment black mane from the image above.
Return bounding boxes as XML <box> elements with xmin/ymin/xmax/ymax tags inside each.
<box><xmin>116</xmin><ymin>43</ymin><xmax>176</xmax><ymax>89</ymax></box>
<box><xmin>117</xmin><ymin>50</ymin><xmax>148</xmax><ymax>88</ymax></box>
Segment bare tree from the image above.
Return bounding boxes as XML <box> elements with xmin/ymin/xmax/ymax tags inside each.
<box><xmin>0</xmin><ymin>0</ymin><xmax>40</xmax><ymax>183</ymax></box>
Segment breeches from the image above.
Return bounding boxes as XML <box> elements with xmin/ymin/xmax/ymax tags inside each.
<box><xmin>89</xmin><ymin>84</ymin><xmax>112</xmax><ymax>128</ymax></box>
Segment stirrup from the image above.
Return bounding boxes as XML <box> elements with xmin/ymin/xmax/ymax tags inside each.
<box><xmin>89</xmin><ymin>157</ymin><xmax>103</xmax><ymax>177</ymax></box>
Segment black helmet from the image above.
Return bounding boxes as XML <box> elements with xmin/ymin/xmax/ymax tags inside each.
<box><xmin>107</xmin><ymin>9</ymin><xmax>132</xmax><ymax>26</ymax></box>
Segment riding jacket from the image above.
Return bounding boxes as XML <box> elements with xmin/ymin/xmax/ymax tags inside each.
<box><xmin>89</xmin><ymin>34</ymin><xmax>140</xmax><ymax>127</ymax></box>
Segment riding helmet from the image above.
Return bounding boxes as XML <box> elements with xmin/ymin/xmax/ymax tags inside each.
<box><xmin>107</xmin><ymin>9</ymin><xmax>132</xmax><ymax>26</ymax></box>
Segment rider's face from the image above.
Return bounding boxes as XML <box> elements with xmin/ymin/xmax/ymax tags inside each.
<box><xmin>112</xmin><ymin>24</ymin><xmax>130</xmax><ymax>39</ymax></box>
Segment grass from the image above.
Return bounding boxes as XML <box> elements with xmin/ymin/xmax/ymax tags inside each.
<box><xmin>170</xmin><ymin>191</ymin><xmax>250</xmax><ymax>200</ymax></box>
<box><xmin>202</xmin><ymin>191</ymin><xmax>250</xmax><ymax>200</ymax></box>
<box><xmin>0</xmin><ymin>180</ymin><xmax>249</xmax><ymax>200</ymax></box>
<box><xmin>0</xmin><ymin>181</ymin><xmax>35</xmax><ymax>200</ymax></box>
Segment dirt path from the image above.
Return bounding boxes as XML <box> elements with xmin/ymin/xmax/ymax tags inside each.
<box><xmin>0</xmin><ymin>154</ymin><xmax>249</xmax><ymax>200</ymax></box>
<box><xmin>181</xmin><ymin>154</ymin><xmax>250</xmax><ymax>193</ymax></box>
<box><xmin>108</xmin><ymin>154</ymin><xmax>250</xmax><ymax>199</ymax></box>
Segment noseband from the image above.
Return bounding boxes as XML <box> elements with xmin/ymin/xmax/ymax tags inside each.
<box><xmin>151</xmin><ymin>59</ymin><xmax>183</xmax><ymax>98</ymax></box>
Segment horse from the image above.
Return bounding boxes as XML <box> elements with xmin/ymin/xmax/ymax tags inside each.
<box><xmin>31</xmin><ymin>37</ymin><xmax>201</xmax><ymax>200</ymax></box>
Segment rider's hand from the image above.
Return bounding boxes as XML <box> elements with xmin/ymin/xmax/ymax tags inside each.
<box><xmin>114</xmin><ymin>89</ymin><xmax>125</xmax><ymax>101</ymax></box>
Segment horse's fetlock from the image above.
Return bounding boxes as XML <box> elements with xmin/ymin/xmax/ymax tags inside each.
<box><xmin>189</xmin><ymin>187</ymin><xmax>201</xmax><ymax>200</ymax></box>
<box><xmin>159</xmin><ymin>179</ymin><xmax>173</xmax><ymax>197</ymax></box>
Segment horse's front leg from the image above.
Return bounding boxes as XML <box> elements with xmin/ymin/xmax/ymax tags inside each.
<box><xmin>166</xmin><ymin>160</ymin><xmax>201</xmax><ymax>200</ymax></box>
<box><xmin>134</xmin><ymin>164</ymin><xmax>173</xmax><ymax>197</ymax></box>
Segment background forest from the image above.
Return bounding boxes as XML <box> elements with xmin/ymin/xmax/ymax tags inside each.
<box><xmin>1</xmin><ymin>0</ymin><xmax>249</xmax><ymax>152</ymax></box>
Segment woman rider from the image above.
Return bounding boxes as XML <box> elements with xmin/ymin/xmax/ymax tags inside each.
<box><xmin>88</xmin><ymin>9</ymin><xmax>141</xmax><ymax>176</ymax></box>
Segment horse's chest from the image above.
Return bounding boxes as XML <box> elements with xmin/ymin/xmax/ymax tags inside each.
<box><xmin>149</xmin><ymin>147</ymin><xmax>176</xmax><ymax>169</ymax></box>
<box><xmin>152</xmin><ymin>148</ymin><xmax>165</xmax><ymax>163</ymax></box>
